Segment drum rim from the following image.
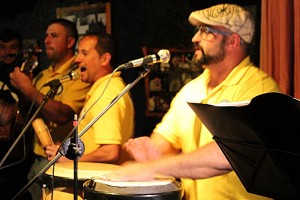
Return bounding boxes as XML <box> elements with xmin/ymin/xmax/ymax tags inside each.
<box><xmin>83</xmin><ymin>179</ymin><xmax>184</xmax><ymax>196</ymax></box>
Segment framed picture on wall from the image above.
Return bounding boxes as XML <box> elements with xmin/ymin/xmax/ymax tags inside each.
<box><xmin>56</xmin><ymin>2</ymin><xmax>111</xmax><ymax>37</ymax></box>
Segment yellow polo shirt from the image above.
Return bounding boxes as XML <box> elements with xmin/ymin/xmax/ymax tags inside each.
<box><xmin>79</xmin><ymin>72</ymin><xmax>134</xmax><ymax>164</ymax></box>
<box><xmin>154</xmin><ymin>56</ymin><xmax>280</xmax><ymax>200</ymax></box>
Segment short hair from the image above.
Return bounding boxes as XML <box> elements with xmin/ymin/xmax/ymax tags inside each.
<box><xmin>82</xmin><ymin>32</ymin><xmax>117</xmax><ymax>68</ymax></box>
<box><xmin>46</xmin><ymin>18</ymin><xmax>78</xmax><ymax>51</ymax></box>
<box><xmin>0</xmin><ymin>28</ymin><xmax>22</xmax><ymax>48</ymax></box>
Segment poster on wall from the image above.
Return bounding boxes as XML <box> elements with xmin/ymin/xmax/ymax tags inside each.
<box><xmin>56</xmin><ymin>2</ymin><xmax>111</xmax><ymax>38</ymax></box>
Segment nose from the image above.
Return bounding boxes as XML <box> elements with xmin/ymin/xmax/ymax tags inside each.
<box><xmin>74</xmin><ymin>54</ymin><xmax>82</xmax><ymax>63</ymax></box>
<box><xmin>192</xmin><ymin>31</ymin><xmax>201</xmax><ymax>43</ymax></box>
<box><xmin>44</xmin><ymin>35</ymin><xmax>51</xmax><ymax>44</ymax></box>
<box><xmin>4</xmin><ymin>48</ymin><xmax>12</xmax><ymax>55</ymax></box>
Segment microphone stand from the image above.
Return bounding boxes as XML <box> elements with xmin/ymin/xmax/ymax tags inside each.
<box><xmin>0</xmin><ymin>84</ymin><xmax>60</xmax><ymax>168</ymax></box>
<box><xmin>73</xmin><ymin>115</ymin><xmax>80</xmax><ymax>200</ymax></box>
<box><xmin>62</xmin><ymin>114</ymin><xmax>84</xmax><ymax>200</ymax></box>
<box><xmin>12</xmin><ymin>66</ymin><xmax>151</xmax><ymax>200</ymax></box>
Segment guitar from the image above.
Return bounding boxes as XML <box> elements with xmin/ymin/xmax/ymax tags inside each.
<box><xmin>0</xmin><ymin>49</ymin><xmax>42</xmax><ymax>171</ymax></box>
<box><xmin>16</xmin><ymin>48</ymin><xmax>41</xmax><ymax>126</ymax></box>
<box><xmin>0</xmin><ymin>48</ymin><xmax>40</xmax><ymax>141</ymax></box>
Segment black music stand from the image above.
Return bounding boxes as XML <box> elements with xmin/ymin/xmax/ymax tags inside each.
<box><xmin>188</xmin><ymin>92</ymin><xmax>300</xmax><ymax>199</ymax></box>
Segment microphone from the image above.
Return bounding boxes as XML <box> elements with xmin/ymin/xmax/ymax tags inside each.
<box><xmin>69</xmin><ymin>62</ymin><xmax>79</xmax><ymax>71</ymax></box>
<box><xmin>43</xmin><ymin>70</ymin><xmax>80</xmax><ymax>87</ymax></box>
<box><xmin>119</xmin><ymin>49</ymin><xmax>171</xmax><ymax>70</ymax></box>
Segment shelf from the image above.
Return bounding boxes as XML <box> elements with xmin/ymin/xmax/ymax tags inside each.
<box><xmin>144</xmin><ymin>47</ymin><xmax>203</xmax><ymax>118</ymax></box>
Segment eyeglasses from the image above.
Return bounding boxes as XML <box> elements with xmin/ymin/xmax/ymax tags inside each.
<box><xmin>196</xmin><ymin>25</ymin><xmax>232</xmax><ymax>42</ymax></box>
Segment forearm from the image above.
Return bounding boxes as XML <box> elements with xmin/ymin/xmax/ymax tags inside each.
<box><xmin>100</xmin><ymin>142</ymin><xmax>232</xmax><ymax>182</ymax></box>
<box><xmin>40</xmin><ymin>99</ymin><xmax>74</xmax><ymax>124</ymax></box>
<box><xmin>10</xmin><ymin>68</ymin><xmax>75</xmax><ymax>124</ymax></box>
<box><xmin>21</xmin><ymin>86</ymin><xmax>74</xmax><ymax>124</ymax></box>
<box><xmin>151</xmin><ymin>142</ymin><xmax>232</xmax><ymax>179</ymax></box>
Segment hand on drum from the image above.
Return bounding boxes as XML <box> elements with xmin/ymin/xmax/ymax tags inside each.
<box><xmin>124</xmin><ymin>136</ymin><xmax>160</xmax><ymax>162</ymax></box>
<box><xmin>44</xmin><ymin>144</ymin><xmax>70</xmax><ymax>163</ymax></box>
<box><xmin>99</xmin><ymin>161</ymin><xmax>157</xmax><ymax>182</ymax></box>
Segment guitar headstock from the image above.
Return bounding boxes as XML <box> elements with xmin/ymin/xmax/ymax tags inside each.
<box><xmin>20</xmin><ymin>47</ymin><xmax>41</xmax><ymax>75</ymax></box>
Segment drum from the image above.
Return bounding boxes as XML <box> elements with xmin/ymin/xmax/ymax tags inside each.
<box><xmin>83</xmin><ymin>177</ymin><xmax>184</xmax><ymax>200</ymax></box>
<box><xmin>42</xmin><ymin>162</ymin><xmax>121</xmax><ymax>200</ymax></box>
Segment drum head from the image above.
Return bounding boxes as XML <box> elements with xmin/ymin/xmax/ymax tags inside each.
<box><xmin>83</xmin><ymin>178</ymin><xmax>184</xmax><ymax>200</ymax></box>
<box><xmin>42</xmin><ymin>162</ymin><xmax>121</xmax><ymax>190</ymax></box>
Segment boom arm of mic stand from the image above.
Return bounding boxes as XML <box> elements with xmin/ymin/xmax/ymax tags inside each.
<box><xmin>78</xmin><ymin>66</ymin><xmax>150</xmax><ymax>139</ymax></box>
<box><xmin>0</xmin><ymin>87</ymin><xmax>59</xmax><ymax>168</ymax></box>
<box><xmin>12</xmin><ymin>66</ymin><xmax>150</xmax><ymax>200</ymax></box>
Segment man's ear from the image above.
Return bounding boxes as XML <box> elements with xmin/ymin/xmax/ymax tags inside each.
<box><xmin>67</xmin><ymin>37</ymin><xmax>76</xmax><ymax>49</ymax></box>
<box><xmin>101</xmin><ymin>52</ymin><xmax>112</xmax><ymax>65</ymax></box>
<box><xmin>227</xmin><ymin>33</ymin><xmax>242</xmax><ymax>48</ymax></box>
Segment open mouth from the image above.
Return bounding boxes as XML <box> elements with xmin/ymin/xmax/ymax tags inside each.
<box><xmin>80</xmin><ymin>67</ymin><xmax>87</xmax><ymax>72</ymax></box>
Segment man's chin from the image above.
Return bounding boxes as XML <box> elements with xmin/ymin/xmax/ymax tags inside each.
<box><xmin>192</xmin><ymin>56</ymin><xmax>206</xmax><ymax>68</ymax></box>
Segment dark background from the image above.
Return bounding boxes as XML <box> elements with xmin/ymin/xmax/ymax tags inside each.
<box><xmin>0</xmin><ymin>0</ymin><xmax>261</xmax><ymax>137</ymax></box>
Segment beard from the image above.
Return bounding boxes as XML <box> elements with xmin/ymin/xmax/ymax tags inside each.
<box><xmin>192</xmin><ymin>38</ymin><xmax>226</xmax><ymax>68</ymax></box>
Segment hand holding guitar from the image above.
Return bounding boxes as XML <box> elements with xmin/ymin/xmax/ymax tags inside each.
<box><xmin>10</xmin><ymin>47</ymin><xmax>41</xmax><ymax>96</ymax></box>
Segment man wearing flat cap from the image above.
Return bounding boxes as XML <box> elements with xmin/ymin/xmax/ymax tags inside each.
<box><xmin>101</xmin><ymin>4</ymin><xmax>280</xmax><ymax>200</ymax></box>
